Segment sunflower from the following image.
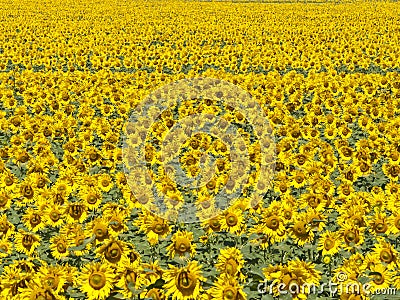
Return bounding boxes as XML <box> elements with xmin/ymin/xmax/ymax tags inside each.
<box><xmin>95</xmin><ymin>173</ymin><xmax>114</xmax><ymax>193</ymax></box>
<box><xmin>371</xmin><ymin>236</ymin><xmax>398</xmax><ymax>270</ymax></box>
<box><xmin>0</xmin><ymin>214</ymin><xmax>15</xmax><ymax>239</ymax></box>
<box><xmin>0</xmin><ymin>238</ymin><xmax>12</xmax><ymax>258</ymax></box>
<box><xmin>79</xmin><ymin>186</ymin><xmax>103</xmax><ymax>210</ymax></box>
<box><xmin>49</xmin><ymin>234</ymin><xmax>70</xmax><ymax>260</ymax></box>
<box><xmin>367</xmin><ymin>263</ymin><xmax>393</xmax><ymax>294</ymax></box>
<box><xmin>280</xmin><ymin>199</ymin><xmax>295</xmax><ymax>225</ymax></box>
<box><xmin>306</xmin><ymin>209</ymin><xmax>326</xmax><ymax>232</ymax></box>
<box><xmin>137</xmin><ymin>212</ymin><xmax>171</xmax><ymax>246</ymax></box>
<box><xmin>259</xmin><ymin>210</ymin><xmax>286</xmax><ymax>244</ymax></box>
<box><xmin>367</xmin><ymin>209</ymin><xmax>389</xmax><ymax>236</ymax></box>
<box><xmin>288</xmin><ymin>259</ymin><xmax>322</xmax><ymax>286</ymax></box>
<box><xmin>166</xmin><ymin>230</ymin><xmax>196</xmax><ymax>259</ymax></box>
<box><xmin>78</xmin><ymin>262</ymin><xmax>116</xmax><ymax>300</ymax></box>
<box><xmin>106</xmin><ymin>213</ymin><xmax>129</xmax><ymax>237</ymax></box>
<box><xmin>209</xmin><ymin>275</ymin><xmax>246</xmax><ymax>300</ymax></box>
<box><xmin>382</xmin><ymin>162</ymin><xmax>400</xmax><ymax>181</ymax></box>
<box><xmin>220</xmin><ymin>207</ymin><xmax>244</xmax><ymax>235</ymax></box>
<box><xmin>323</xmin><ymin>124</ymin><xmax>338</xmax><ymax>140</ymax></box>
<box><xmin>0</xmin><ymin>263</ymin><xmax>30</xmax><ymax>298</ymax></box>
<box><xmin>202</xmin><ymin>216</ymin><xmax>222</xmax><ymax>234</ymax></box>
<box><xmin>22</xmin><ymin>207</ymin><xmax>45</xmax><ymax>232</ymax></box>
<box><xmin>96</xmin><ymin>237</ymin><xmax>129</xmax><ymax>266</ymax></box>
<box><xmin>43</xmin><ymin>203</ymin><xmax>65</xmax><ymax>228</ymax></box>
<box><xmin>340</xmin><ymin>223</ymin><xmax>365</xmax><ymax>252</ymax></box>
<box><xmin>0</xmin><ymin>190</ymin><xmax>12</xmax><ymax>211</ymax></box>
<box><xmin>115</xmin><ymin>262</ymin><xmax>146</xmax><ymax>299</ymax></box>
<box><xmin>299</xmin><ymin>192</ymin><xmax>326</xmax><ymax>212</ymax></box>
<box><xmin>338</xmin><ymin>204</ymin><xmax>368</xmax><ymax>228</ymax></box>
<box><xmin>317</xmin><ymin>231</ymin><xmax>342</xmax><ymax>256</ymax></box>
<box><xmin>14</xmin><ymin>229</ymin><xmax>40</xmax><ymax>256</ymax></box>
<box><xmin>64</xmin><ymin>202</ymin><xmax>88</xmax><ymax>224</ymax></box>
<box><xmin>264</xmin><ymin>264</ymin><xmax>309</xmax><ymax>299</ymax></box>
<box><xmin>288</xmin><ymin>214</ymin><xmax>314</xmax><ymax>246</ymax></box>
<box><xmin>64</xmin><ymin>224</ymin><xmax>91</xmax><ymax>257</ymax></box>
<box><xmin>35</xmin><ymin>263</ymin><xmax>67</xmax><ymax>295</ymax></box>
<box><xmin>17</xmin><ymin>281</ymin><xmax>59</xmax><ymax>300</ymax></box>
<box><xmin>86</xmin><ymin>216</ymin><xmax>109</xmax><ymax>244</ymax></box>
<box><xmin>143</xmin><ymin>288</ymin><xmax>166</xmax><ymax>300</ymax></box>
<box><xmin>289</xmin><ymin>169</ymin><xmax>307</xmax><ymax>189</ymax></box>
<box><xmin>163</xmin><ymin>261</ymin><xmax>205</xmax><ymax>300</ymax></box>
<box><xmin>215</xmin><ymin>247</ymin><xmax>246</xmax><ymax>282</ymax></box>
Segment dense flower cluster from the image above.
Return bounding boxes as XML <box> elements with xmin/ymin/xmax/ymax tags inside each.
<box><xmin>1</xmin><ymin>0</ymin><xmax>400</xmax><ymax>299</ymax></box>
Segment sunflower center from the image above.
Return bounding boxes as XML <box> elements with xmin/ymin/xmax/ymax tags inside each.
<box><xmin>0</xmin><ymin>196</ymin><xmax>7</xmax><ymax>206</ymax></box>
<box><xmin>284</xmin><ymin>211</ymin><xmax>292</xmax><ymax>220</ymax></box>
<box><xmin>87</xmin><ymin>194</ymin><xmax>98</xmax><ymax>204</ymax></box>
<box><xmin>50</xmin><ymin>211</ymin><xmax>60</xmax><ymax>222</ymax></box>
<box><xmin>360</xmin><ymin>163</ymin><xmax>369</xmax><ymax>172</ymax></box>
<box><xmin>94</xmin><ymin>226</ymin><xmax>108</xmax><ymax>240</ymax></box>
<box><xmin>201</xmin><ymin>200</ymin><xmax>211</xmax><ymax>209</ymax></box>
<box><xmin>110</xmin><ymin>220</ymin><xmax>122</xmax><ymax>231</ymax></box>
<box><xmin>45</xmin><ymin>276</ymin><xmax>57</xmax><ymax>289</ymax></box>
<box><xmin>77</xmin><ymin>237</ymin><xmax>85</xmax><ymax>246</ymax></box>
<box><xmin>89</xmin><ymin>272</ymin><xmax>106</xmax><ymax>290</ymax></box>
<box><xmin>110</xmin><ymin>249</ymin><xmax>119</xmax><ymax>258</ymax></box>
<box><xmin>175</xmin><ymin>238</ymin><xmax>190</xmax><ymax>254</ymax></box>
<box><xmin>295</xmin><ymin>175</ymin><xmax>304</xmax><ymax>183</ymax></box>
<box><xmin>30</xmin><ymin>214</ymin><xmax>41</xmax><ymax>226</ymax></box>
<box><xmin>225</xmin><ymin>259</ymin><xmax>238</xmax><ymax>275</ymax></box>
<box><xmin>389</xmin><ymin>166</ymin><xmax>400</xmax><ymax>177</ymax></box>
<box><xmin>23</xmin><ymin>186</ymin><xmax>34</xmax><ymax>199</ymax></box>
<box><xmin>69</xmin><ymin>205</ymin><xmax>83</xmax><ymax>219</ymax></box>
<box><xmin>153</xmin><ymin>223</ymin><xmax>165</xmax><ymax>234</ymax></box>
<box><xmin>5</xmin><ymin>177</ymin><xmax>13</xmax><ymax>186</ymax></box>
<box><xmin>210</xmin><ymin>218</ymin><xmax>221</xmax><ymax>231</ymax></box>
<box><xmin>177</xmin><ymin>271</ymin><xmax>196</xmax><ymax>291</ymax></box>
<box><xmin>380</xmin><ymin>249</ymin><xmax>393</xmax><ymax>263</ymax></box>
<box><xmin>226</xmin><ymin>214</ymin><xmax>238</xmax><ymax>227</ymax></box>
<box><xmin>374</xmin><ymin>221</ymin><xmax>388</xmax><ymax>234</ymax></box>
<box><xmin>288</xmin><ymin>279</ymin><xmax>300</xmax><ymax>294</ymax></box>
<box><xmin>293</xmin><ymin>221</ymin><xmax>308</xmax><ymax>236</ymax></box>
<box><xmin>223</xmin><ymin>287</ymin><xmax>237</xmax><ymax>300</ymax></box>
<box><xmin>344</xmin><ymin>230</ymin><xmax>359</xmax><ymax>244</ymax></box>
<box><xmin>37</xmin><ymin>179</ymin><xmax>46</xmax><ymax>188</ymax></box>
<box><xmin>373</xmin><ymin>273</ymin><xmax>384</xmax><ymax>285</ymax></box>
<box><xmin>57</xmin><ymin>242</ymin><xmax>67</xmax><ymax>253</ymax></box>
<box><xmin>395</xmin><ymin>216</ymin><xmax>400</xmax><ymax>230</ymax></box>
<box><xmin>206</xmin><ymin>179</ymin><xmax>216</xmax><ymax>190</ymax></box>
<box><xmin>22</xmin><ymin>235</ymin><xmax>34</xmax><ymax>248</ymax></box>
<box><xmin>297</xmin><ymin>155</ymin><xmax>306</xmax><ymax>165</ymax></box>
<box><xmin>324</xmin><ymin>238</ymin><xmax>335</xmax><ymax>250</ymax></box>
<box><xmin>105</xmin><ymin>242</ymin><xmax>122</xmax><ymax>263</ymax></box>
<box><xmin>0</xmin><ymin>223</ymin><xmax>8</xmax><ymax>233</ymax></box>
<box><xmin>266</xmin><ymin>216</ymin><xmax>280</xmax><ymax>230</ymax></box>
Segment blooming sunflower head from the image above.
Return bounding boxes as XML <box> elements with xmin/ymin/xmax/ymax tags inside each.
<box><xmin>163</xmin><ymin>261</ymin><xmax>205</xmax><ymax>300</ymax></box>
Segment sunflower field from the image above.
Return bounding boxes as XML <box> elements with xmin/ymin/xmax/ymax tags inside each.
<box><xmin>1</xmin><ymin>0</ymin><xmax>400</xmax><ymax>299</ymax></box>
